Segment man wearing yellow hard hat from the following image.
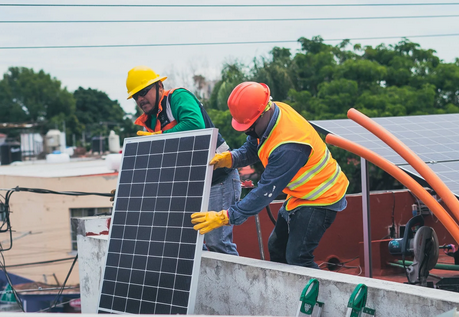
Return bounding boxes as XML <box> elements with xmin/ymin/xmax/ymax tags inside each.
<box><xmin>126</xmin><ymin>65</ymin><xmax>240</xmax><ymax>255</ymax></box>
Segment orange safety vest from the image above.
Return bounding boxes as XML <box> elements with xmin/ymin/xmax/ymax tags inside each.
<box><xmin>134</xmin><ymin>88</ymin><xmax>179</xmax><ymax>132</ymax></box>
<box><xmin>258</xmin><ymin>102</ymin><xmax>349</xmax><ymax>211</ymax></box>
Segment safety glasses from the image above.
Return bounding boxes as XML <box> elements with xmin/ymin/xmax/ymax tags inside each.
<box><xmin>133</xmin><ymin>84</ymin><xmax>154</xmax><ymax>101</ymax></box>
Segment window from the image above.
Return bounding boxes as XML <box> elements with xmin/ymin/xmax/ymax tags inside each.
<box><xmin>70</xmin><ymin>207</ymin><xmax>112</xmax><ymax>251</ymax></box>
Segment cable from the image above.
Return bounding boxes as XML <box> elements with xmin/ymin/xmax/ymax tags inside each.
<box><xmin>5</xmin><ymin>186</ymin><xmax>112</xmax><ymax>197</ymax></box>
<box><xmin>1</xmin><ymin>3</ymin><xmax>459</xmax><ymax>7</ymax></box>
<box><xmin>41</xmin><ymin>254</ymin><xmax>78</xmax><ymax>313</ymax></box>
<box><xmin>3</xmin><ymin>257</ymin><xmax>76</xmax><ymax>268</ymax></box>
<box><xmin>1</xmin><ymin>33</ymin><xmax>459</xmax><ymax>50</ymax></box>
<box><xmin>3</xmin><ymin>14</ymin><xmax>459</xmax><ymax>24</ymax></box>
<box><xmin>0</xmin><ymin>248</ymin><xmax>25</xmax><ymax>311</ymax></box>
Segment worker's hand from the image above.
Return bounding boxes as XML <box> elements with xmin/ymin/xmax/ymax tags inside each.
<box><xmin>109</xmin><ymin>189</ymin><xmax>115</xmax><ymax>202</ymax></box>
<box><xmin>137</xmin><ymin>130</ymin><xmax>162</xmax><ymax>136</ymax></box>
<box><xmin>209</xmin><ymin>151</ymin><xmax>232</xmax><ymax>170</ymax></box>
<box><xmin>191</xmin><ymin>210</ymin><xmax>229</xmax><ymax>235</ymax></box>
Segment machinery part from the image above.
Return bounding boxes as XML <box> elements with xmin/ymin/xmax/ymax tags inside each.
<box><xmin>388</xmin><ymin>215</ymin><xmax>424</xmax><ymax>256</ymax></box>
<box><xmin>227</xmin><ymin>82</ymin><xmax>270</xmax><ymax>131</ymax></box>
<box><xmin>406</xmin><ymin>226</ymin><xmax>439</xmax><ymax>286</ymax></box>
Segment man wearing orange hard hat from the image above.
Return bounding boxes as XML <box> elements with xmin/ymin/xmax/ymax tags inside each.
<box><xmin>191</xmin><ymin>81</ymin><xmax>349</xmax><ymax>268</ymax></box>
<box><xmin>125</xmin><ymin>65</ymin><xmax>240</xmax><ymax>256</ymax></box>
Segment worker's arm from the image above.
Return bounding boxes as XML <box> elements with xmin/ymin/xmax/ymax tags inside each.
<box><xmin>230</xmin><ymin>135</ymin><xmax>261</xmax><ymax>168</ymax></box>
<box><xmin>164</xmin><ymin>89</ymin><xmax>205</xmax><ymax>133</ymax></box>
<box><xmin>228</xmin><ymin>143</ymin><xmax>311</xmax><ymax>225</ymax></box>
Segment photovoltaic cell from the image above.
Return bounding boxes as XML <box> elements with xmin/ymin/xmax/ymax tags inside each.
<box><xmin>98</xmin><ymin>128</ymin><xmax>218</xmax><ymax>314</ymax></box>
<box><xmin>310</xmin><ymin>113</ymin><xmax>459</xmax><ymax>196</ymax></box>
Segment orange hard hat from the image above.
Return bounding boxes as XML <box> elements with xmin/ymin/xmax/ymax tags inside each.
<box><xmin>227</xmin><ymin>82</ymin><xmax>270</xmax><ymax>131</ymax></box>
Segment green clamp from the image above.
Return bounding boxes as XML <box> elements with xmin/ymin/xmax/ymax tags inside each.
<box><xmin>347</xmin><ymin>284</ymin><xmax>367</xmax><ymax>317</ymax></box>
<box><xmin>299</xmin><ymin>279</ymin><xmax>320</xmax><ymax>315</ymax></box>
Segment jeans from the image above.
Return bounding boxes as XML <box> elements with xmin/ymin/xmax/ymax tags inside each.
<box><xmin>204</xmin><ymin>168</ymin><xmax>241</xmax><ymax>255</ymax></box>
<box><xmin>268</xmin><ymin>202</ymin><xmax>337</xmax><ymax>268</ymax></box>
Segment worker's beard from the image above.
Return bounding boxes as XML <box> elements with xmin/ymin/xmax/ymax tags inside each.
<box><xmin>145</xmin><ymin>104</ymin><xmax>158</xmax><ymax>116</ymax></box>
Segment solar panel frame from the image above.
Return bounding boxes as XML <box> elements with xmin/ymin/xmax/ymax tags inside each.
<box><xmin>98</xmin><ymin>128</ymin><xmax>218</xmax><ymax>314</ymax></box>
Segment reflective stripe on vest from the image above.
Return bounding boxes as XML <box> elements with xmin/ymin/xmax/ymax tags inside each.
<box><xmin>287</xmin><ymin>148</ymin><xmax>330</xmax><ymax>191</ymax></box>
<box><xmin>301</xmin><ymin>164</ymin><xmax>342</xmax><ymax>200</ymax></box>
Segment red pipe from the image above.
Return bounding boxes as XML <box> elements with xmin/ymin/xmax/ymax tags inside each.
<box><xmin>348</xmin><ymin>108</ymin><xmax>459</xmax><ymax>223</ymax></box>
<box><xmin>326</xmin><ymin>133</ymin><xmax>459</xmax><ymax>244</ymax></box>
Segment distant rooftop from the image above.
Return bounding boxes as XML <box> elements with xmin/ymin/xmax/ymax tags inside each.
<box><xmin>0</xmin><ymin>157</ymin><xmax>119</xmax><ymax>178</ymax></box>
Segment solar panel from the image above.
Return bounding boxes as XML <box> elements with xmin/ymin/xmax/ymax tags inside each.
<box><xmin>98</xmin><ymin>128</ymin><xmax>218</xmax><ymax>314</ymax></box>
<box><xmin>400</xmin><ymin>162</ymin><xmax>459</xmax><ymax>197</ymax></box>
<box><xmin>310</xmin><ymin>113</ymin><xmax>459</xmax><ymax>197</ymax></box>
<box><xmin>311</xmin><ymin>113</ymin><xmax>459</xmax><ymax>166</ymax></box>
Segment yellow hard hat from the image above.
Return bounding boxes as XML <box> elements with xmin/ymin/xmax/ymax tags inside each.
<box><xmin>126</xmin><ymin>65</ymin><xmax>167</xmax><ymax>99</ymax></box>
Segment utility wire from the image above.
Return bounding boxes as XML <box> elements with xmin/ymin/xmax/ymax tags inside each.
<box><xmin>1</xmin><ymin>3</ymin><xmax>459</xmax><ymax>7</ymax></box>
<box><xmin>1</xmin><ymin>33</ymin><xmax>459</xmax><ymax>50</ymax></box>
<box><xmin>2</xmin><ymin>14</ymin><xmax>459</xmax><ymax>24</ymax></box>
<box><xmin>4</xmin><ymin>257</ymin><xmax>76</xmax><ymax>268</ymax></box>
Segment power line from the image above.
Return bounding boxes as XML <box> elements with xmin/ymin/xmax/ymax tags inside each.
<box><xmin>3</xmin><ymin>257</ymin><xmax>75</xmax><ymax>268</ymax></box>
<box><xmin>1</xmin><ymin>3</ymin><xmax>459</xmax><ymax>7</ymax></box>
<box><xmin>1</xmin><ymin>33</ymin><xmax>459</xmax><ymax>50</ymax></box>
<box><xmin>2</xmin><ymin>14</ymin><xmax>459</xmax><ymax>24</ymax></box>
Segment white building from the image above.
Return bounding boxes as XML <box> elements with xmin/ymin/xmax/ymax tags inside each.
<box><xmin>0</xmin><ymin>157</ymin><xmax>119</xmax><ymax>285</ymax></box>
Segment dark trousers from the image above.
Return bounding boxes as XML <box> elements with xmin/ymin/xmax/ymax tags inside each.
<box><xmin>268</xmin><ymin>203</ymin><xmax>337</xmax><ymax>268</ymax></box>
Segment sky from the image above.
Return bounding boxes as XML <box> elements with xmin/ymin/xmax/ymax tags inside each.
<box><xmin>0</xmin><ymin>0</ymin><xmax>459</xmax><ymax>115</ymax></box>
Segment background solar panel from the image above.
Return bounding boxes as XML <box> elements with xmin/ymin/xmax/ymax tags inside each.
<box><xmin>310</xmin><ymin>113</ymin><xmax>459</xmax><ymax>197</ymax></box>
<box><xmin>98</xmin><ymin>128</ymin><xmax>218</xmax><ymax>314</ymax></box>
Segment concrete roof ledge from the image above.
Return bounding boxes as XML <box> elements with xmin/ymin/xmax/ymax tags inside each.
<box><xmin>197</xmin><ymin>252</ymin><xmax>459</xmax><ymax>316</ymax></box>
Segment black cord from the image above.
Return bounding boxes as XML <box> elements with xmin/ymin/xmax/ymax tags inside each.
<box><xmin>44</xmin><ymin>254</ymin><xmax>78</xmax><ymax>312</ymax></box>
<box><xmin>265</xmin><ymin>205</ymin><xmax>277</xmax><ymax>225</ymax></box>
<box><xmin>0</xmin><ymin>248</ymin><xmax>25</xmax><ymax>311</ymax></box>
<box><xmin>10</xmin><ymin>186</ymin><xmax>113</xmax><ymax>197</ymax></box>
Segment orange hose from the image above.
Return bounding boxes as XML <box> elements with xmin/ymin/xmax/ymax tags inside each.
<box><xmin>326</xmin><ymin>134</ymin><xmax>459</xmax><ymax>244</ymax></box>
<box><xmin>348</xmin><ymin>108</ymin><xmax>459</xmax><ymax>223</ymax></box>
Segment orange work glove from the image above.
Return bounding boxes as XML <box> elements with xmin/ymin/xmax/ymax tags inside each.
<box><xmin>191</xmin><ymin>210</ymin><xmax>230</xmax><ymax>235</ymax></box>
<box><xmin>209</xmin><ymin>151</ymin><xmax>232</xmax><ymax>170</ymax></box>
<box><xmin>137</xmin><ymin>130</ymin><xmax>162</xmax><ymax>136</ymax></box>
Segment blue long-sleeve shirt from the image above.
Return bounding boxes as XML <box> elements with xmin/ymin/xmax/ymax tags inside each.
<box><xmin>228</xmin><ymin>104</ymin><xmax>346</xmax><ymax>225</ymax></box>
<box><xmin>228</xmin><ymin>105</ymin><xmax>312</xmax><ymax>225</ymax></box>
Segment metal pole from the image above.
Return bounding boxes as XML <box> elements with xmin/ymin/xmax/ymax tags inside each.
<box><xmin>361</xmin><ymin>157</ymin><xmax>372</xmax><ymax>277</ymax></box>
<box><xmin>254</xmin><ymin>214</ymin><xmax>265</xmax><ymax>260</ymax></box>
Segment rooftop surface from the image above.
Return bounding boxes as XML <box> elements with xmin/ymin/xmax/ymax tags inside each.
<box><xmin>0</xmin><ymin>157</ymin><xmax>119</xmax><ymax>178</ymax></box>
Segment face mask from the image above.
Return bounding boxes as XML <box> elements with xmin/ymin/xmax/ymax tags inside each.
<box><xmin>244</xmin><ymin>129</ymin><xmax>259</xmax><ymax>139</ymax></box>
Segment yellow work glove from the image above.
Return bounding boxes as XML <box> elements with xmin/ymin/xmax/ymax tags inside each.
<box><xmin>137</xmin><ymin>130</ymin><xmax>162</xmax><ymax>136</ymax></box>
<box><xmin>209</xmin><ymin>151</ymin><xmax>232</xmax><ymax>170</ymax></box>
<box><xmin>190</xmin><ymin>210</ymin><xmax>230</xmax><ymax>235</ymax></box>
<box><xmin>109</xmin><ymin>189</ymin><xmax>115</xmax><ymax>202</ymax></box>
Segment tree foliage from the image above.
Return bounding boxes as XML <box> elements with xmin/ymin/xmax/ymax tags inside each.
<box><xmin>208</xmin><ymin>36</ymin><xmax>459</xmax><ymax>193</ymax></box>
<box><xmin>0</xmin><ymin>67</ymin><xmax>135</xmax><ymax>148</ymax></box>
<box><xmin>0</xmin><ymin>67</ymin><xmax>80</xmax><ymax>138</ymax></box>
<box><xmin>73</xmin><ymin>87</ymin><xmax>135</xmax><ymax>144</ymax></box>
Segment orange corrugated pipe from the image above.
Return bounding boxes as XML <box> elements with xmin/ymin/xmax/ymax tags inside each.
<box><xmin>326</xmin><ymin>134</ymin><xmax>459</xmax><ymax>244</ymax></box>
<box><xmin>348</xmin><ymin>108</ymin><xmax>459</xmax><ymax>223</ymax></box>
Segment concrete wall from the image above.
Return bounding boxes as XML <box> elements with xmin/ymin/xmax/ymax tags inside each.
<box><xmin>76</xmin><ymin>217</ymin><xmax>459</xmax><ymax>317</ymax></box>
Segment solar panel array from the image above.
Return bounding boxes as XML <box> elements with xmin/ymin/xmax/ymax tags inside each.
<box><xmin>98</xmin><ymin>128</ymin><xmax>217</xmax><ymax>314</ymax></box>
<box><xmin>310</xmin><ymin>113</ymin><xmax>459</xmax><ymax>196</ymax></box>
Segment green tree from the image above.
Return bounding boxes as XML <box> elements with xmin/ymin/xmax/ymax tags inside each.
<box><xmin>73</xmin><ymin>87</ymin><xmax>136</xmax><ymax>146</ymax></box>
<box><xmin>0</xmin><ymin>67</ymin><xmax>81</xmax><ymax>141</ymax></box>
